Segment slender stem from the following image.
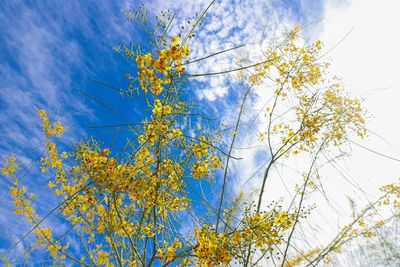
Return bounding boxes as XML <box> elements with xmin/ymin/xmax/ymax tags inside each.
<box><xmin>281</xmin><ymin>142</ymin><xmax>325</xmax><ymax>266</ymax></box>
<box><xmin>182</xmin><ymin>45</ymin><xmax>245</xmax><ymax>66</ymax></box>
<box><xmin>216</xmin><ymin>83</ymin><xmax>253</xmax><ymax>231</ymax></box>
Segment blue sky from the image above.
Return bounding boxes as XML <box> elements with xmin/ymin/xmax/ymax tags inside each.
<box><xmin>1</xmin><ymin>1</ymin><xmax>126</xmax><ymax>152</ymax></box>
<box><xmin>0</xmin><ymin>0</ymin><xmax>145</xmax><ymax>261</ymax></box>
<box><xmin>2</xmin><ymin>0</ymin><xmax>400</xmax><ymax>265</ymax></box>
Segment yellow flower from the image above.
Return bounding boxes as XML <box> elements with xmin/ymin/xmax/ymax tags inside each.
<box><xmin>171</xmin><ymin>36</ymin><xmax>180</xmax><ymax>46</ymax></box>
<box><xmin>97</xmin><ymin>251</ymin><xmax>109</xmax><ymax>265</ymax></box>
<box><xmin>315</xmin><ymin>39</ymin><xmax>322</xmax><ymax>50</ymax></box>
<box><xmin>10</xmin><ymin>187</ymin><xmax>19</xmax><ymax>196</ymax></box>
<box><xmin>54</xmin><ymin>122</ymin><xmax>64</xmax><ymax>135</ymax></box>
<box><xmin>1</xmin><ymin>156</ymin><xmax>17</xmax><ymax>176</ymax></box>
<box><xmin>48</xmin><ymin>180</ymin><xmax>56</xmax><ymax>188</ymax></box>
<box><xmin>181</xmin><ymin>45</ymin><xmax>189</xmax><ymax>57</ymax></box>
<box><xmin>171</xmin><ymin>128</ymin><xmax>182</xmax><ymax>137</ymax></box>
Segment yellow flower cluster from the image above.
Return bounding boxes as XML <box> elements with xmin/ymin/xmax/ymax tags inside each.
<box><xmin>194</xmin><ymin>210</ymin><xmax>295</xmax><ymax>266</ymax></box>
<box><xmin>380</xmin><ymin>180</ymin><xmax>400</xmax><ymax>209</ymax></box>
<box><xmin>136</xmin><ymin>36</ymin><xmax>189</xmax><ymax>95</ymax></box>
<box><xmin>249</xmin><ymin>26</ymin><xmax>323</xmax><ymax>92</ymax></box>
<box><xmin>38</xmin><ymin>110</ymin><xmax>67</xmax><ymax>183</ymax></box>
<box><xmin>297</xmin><ymin>86</ymin><xmax>365</xmax><ymax>148</ymax></box>
<box><xmin>38</xmin><ymin>109</ymin><xmax>64</xmax><ymax>137</ymax></box>
<box><xmin>194</xmin><ymin>226</ymin><xmax>231</xmax><ymax>266</ymax></box>
<box><xmin>1</xmin><ymin>153</ymin><xmax>72</xmax><ymax>263</ymax></box>
<box><xmin>9</xmin><ymin>179</ymin><xmax>69</xmax><ymax>263</ymax></box>
<box><xmin>152</xmin><ymin>99</ymin><xmax>173</xmax><ymax>116</ymax></box>
<box><xmin>96</xmin><ymin>250</ymin><xmax>110</xmax><ymax>265</ymax></box>
<box><xmin>190</xmin><ymin>137</ymin><xmax>222</xmax><ymax>179</ymax></box>
<box><xmin>283</xmin><ymin>248</ymin><xmax>321</xmax><ymax>267</ymax></box>
<box><xmin>255</xmin><ymin>27</ymin><xmax>366</xmax><ymax>155</ymax></box>
<box><xmin>157</xmin><ymin>238</ymin><xmax>183</xmax><ymax>262</ymax></box>
<box><xmin>0</xmin><ymin>156</ymin><xmax>17</xmax><ymax>176</ymax></box>
<box><xmin>33</xmin><ymin>104</ymin><xmax>223</xmax><ymax>265</ymax></box>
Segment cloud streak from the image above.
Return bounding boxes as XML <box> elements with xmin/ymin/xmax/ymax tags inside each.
<box><xmin>147</xmin><ymin>0</ymin><xmax>400</xmax><ymax>258</ymax></box>
<box><xmin>0</xmin><ymin>0</ymin><xmax>141</xmax><ymax>260</ymax></box>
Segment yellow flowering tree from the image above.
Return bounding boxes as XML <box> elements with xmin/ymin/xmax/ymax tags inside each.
<box><xmin>1</xmin><ymin>2</ymin><xmax>400</xmax><ymax>267</ymax></box>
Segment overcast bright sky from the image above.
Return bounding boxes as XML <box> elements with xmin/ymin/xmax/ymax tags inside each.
<box><xmin>321</xmin><ymin>0</ymin><xmax>400</xmax><ymax>190</ymax></box>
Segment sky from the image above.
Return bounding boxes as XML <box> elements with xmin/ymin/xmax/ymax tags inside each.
<box><xmin>1</xmin><ymin>0</ymin><xmax>400</xmax><ymax>265</ymax></box>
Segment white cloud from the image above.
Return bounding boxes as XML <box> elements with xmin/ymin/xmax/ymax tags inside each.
<box><xmin>149</xmin><ymin>0</ymin><xmax>304</xmax><ymax>101</ymax></box>
<box><xmin>295</xmin><ymin>0</ymin><xmax>400</xmax><ymax>255</ymax></box>
<box><xmin>312</xmin><ymin>0</ymin><xmax>400</xmax><ymax>206</ymax></box>
<box><xmin>149</xmin><ymin>0</ymin><xmax>400</xmax><ymax>261</ymax></box>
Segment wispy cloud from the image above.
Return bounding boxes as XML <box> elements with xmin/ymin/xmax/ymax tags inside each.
<box><xmin>0</xmin><ymin>0</ymin><xmax>141</xmax><ymax>260</ymax></box>
<box><xmin>146</xmin><ymin>0</ymin><xmax>400</xmax><ymax>257</ymax></box>
<box><xmin>144</xmin><ymin>0</ymin><xmax>325</xmax><ymax>200</ymax></box>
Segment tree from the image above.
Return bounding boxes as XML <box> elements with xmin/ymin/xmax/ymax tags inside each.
<box><xmin>1</xmin><ymin>2</ymin><xmax>400</xmax><ymax>266</ymax></box>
